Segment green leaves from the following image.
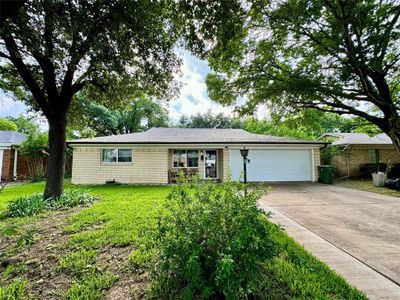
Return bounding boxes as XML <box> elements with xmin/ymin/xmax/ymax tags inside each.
<box><xmin>70</xmin><ymin>94</ymin><xmax>169</xmax><ymax>137</ymax></box>
<box><xmin>203</xmin><ymin>0</ymin><xmax>400</xmax><ymax>147</ymax></box>
<box><xmin>3</xmin><ymin>189</ymin><xmax>97</xmax><ymax>218</ymax></box>
<box><xmin>152</xmin><ymin>176</ymin><xmax>278</xmax><ymax>299</ymax></box>
<box><xmin>0</xmin><ymin>118</ymin><xmax>17</xmax><ymax>131</ymax></box>
<box><xmin>177</xmin><ymin>111</ymin><xmax>244</xmax><ymax>129</ymax></box>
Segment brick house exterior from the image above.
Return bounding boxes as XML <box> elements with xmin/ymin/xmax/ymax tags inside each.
<box><xmin>323</xmin><ymin>133</ymin><xmax>400</xmax><ymax>177</ymax></box>
<box><xmin>69</xmin><ymin>128</ymin><xmax>326</xmax><ymax>185</ymax></box>
<box><xmin>0</xmin><ymin>131</ymin><xmax>29</xmax><ymax>181</ymax></box>
<box><xmin>330</xmin><ymin>146</ymin><xmax>400</xmax><ymax>177</ymax></box>
<box><xmin>0</xmin><ymin>149</ymin><xmax>33</xmax><ymax>181</ymax></box>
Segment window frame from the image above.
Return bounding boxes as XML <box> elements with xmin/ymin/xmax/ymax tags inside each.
<box><xmin>367</xmin><ymin>149</ymin><xmax>379</xmax><ymax>164</ymax></box>
<box><xmin>172</xmin><ymin>149</ymin><xmax>199</xmax><ymax>168</ymax></box>
<box><xmin>101</xmin><ymin>148</ymin><xmax>133</xmax><ymax>164</ymax></box>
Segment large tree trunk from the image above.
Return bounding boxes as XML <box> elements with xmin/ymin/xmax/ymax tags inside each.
<box><xmin>44</xmin><ymin>116</ymin><xmax>67</xmax><ymax>199</ymax></box>
<box><xmin>387</xmin><ymin>122</ymin><xmax>400</xmax><ymax>153</ymax></box>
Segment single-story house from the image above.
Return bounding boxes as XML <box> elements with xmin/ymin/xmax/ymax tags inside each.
<box><xmin>323</xmin><ymin>132</ymin><xmax>400</xmax><ymax>177</ymax></box>
<box><xmin>68</xmin><ymin>128</ymin><xmax>328</xmax><ymax>185</ymax></box>
<box><xmin>0</xmin><ymin>130</ymin><xmax>28</xmax><ymax>181</ymax></box>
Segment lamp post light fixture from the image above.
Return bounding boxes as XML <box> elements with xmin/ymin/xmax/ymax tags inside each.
<box><xmin>240</xmin><ymin>147</ymin><xmax>249</xmax><ymax>185</ymax></box>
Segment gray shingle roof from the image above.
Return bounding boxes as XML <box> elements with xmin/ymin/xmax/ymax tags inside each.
<box><xmin>324</xmin><ymin>132</ymin><xmax>392</xmax><ymax>146</ymax></box>
<box><xmin>68</xmin><ymin>128</ymin><xmax>327</xmax><ymax>145</ymax></box>
<box><xmin>0</xmin><ymin>131</ymin><xmax>27</xmax><ymax>146</ymax></box>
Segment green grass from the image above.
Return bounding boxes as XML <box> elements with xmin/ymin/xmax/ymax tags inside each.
<box><xmin>267</xmin><ymin>223</ymin><xmax>366</xmax><ymax>299</ymax></box>
<box><xmin>336</xmin><ymin>178</ymin><xmax>400</xmax><ymax>197</ymax></box>
<box><xmin>0</xmin><ymin>181</ymin><xmax>366</xmax><ymax>299</ymax></box>
<box><xmin>0</xmin><ymin>278</ymin><xmax>27</xmax><ymax>300</ymax></box>
<box><xmin>0</xmin><ymin>181</ymin><xmax>47</xmax><ymax>211</ymax></box>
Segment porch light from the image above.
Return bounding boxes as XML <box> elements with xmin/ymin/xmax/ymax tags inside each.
<box><xmin>240</xmin><ymin>147</ymin><xmax>249</xmax><ymax>186</ymax></box>
<box><xmin>240</xmin><ymin>148</ymin><xmax>249</xmax><ymax>158</ymax></box>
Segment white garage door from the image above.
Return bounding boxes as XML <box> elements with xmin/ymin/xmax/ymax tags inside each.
<box><xmin>230</xmin><ymin>149</ymin><xmax>313</xmax><ymax>182</ymax></box>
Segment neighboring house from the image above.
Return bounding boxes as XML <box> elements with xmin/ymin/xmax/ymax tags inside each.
<box><xmin>323</xmin><ymin>133</ymin><xmax>400</xmax><ymax>177</ymax></box>
<box><xmin>0</xmin><ymin>131</ymin><xmax>28</xmax><ymax>181</ymax></box>
<box><xmin>68</xmin><ymin>128</ymin><xmax>328</xmax><ymax>185</ymax></box>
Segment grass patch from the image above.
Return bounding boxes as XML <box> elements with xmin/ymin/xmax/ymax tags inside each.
<box><xmin>60</xmin><ymin>249</ymin><xmax>117</xmax><ymax>299</ymax></box>
<box><xmin>65</xmin><ymin>271</ymin><xmax>117</xmax><ymax>300</ymax></box>
<box><xmin>336</xmin><ymin>178</ymin><xmax>400</xmax><ymax>197</ymax></box>
<box><xmin>0</xmin><ymin>279</ymin><xmax>27</xmax><ymax>300</ymax></box>
<box><xmin>0</xmin><ymin>181</ymin><xmax>46</xmax><ymax>211</ymax></box>
<box><xmin>0</xmin><ymin>181</ymin><xmax>366</xmax><ymax>299</ymax></box>
<box><xmin>267</xmin><ymin>222</ymin><xmax>366</xmax><ymax>299</ymax></box>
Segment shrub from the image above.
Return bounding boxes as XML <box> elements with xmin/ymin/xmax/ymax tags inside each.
<box><xmin>359</xmin><ymin>163</ymin><xmax>387</xmax><ymax>178</ymax></box>
<box><xmin>151</xmin><ymin>175</ymin><xmax>278</xmax><ymax>299</ymax></box>
<box><xmin>20</xmin><ymin>131</ymin><xmax>48</xmax><ymax>182</ymax></box>
<box><xmin>3</xmin><ymin>189</ymin><xmax>97</xmax><ymax>218</ymax></box>
<box><xmin>48</xmin><ymin>189</ymin><xmax>97</xmax><ymax>210</ymax></box>
<box><xmin>5</xmin><ymin>194</ymin><xmax>46</xmax><ymax>217</ymax></box>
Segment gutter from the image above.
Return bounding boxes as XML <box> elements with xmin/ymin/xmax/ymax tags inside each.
<box><xmin>67</xmin><ymin>141</ymin><xmax>330</xmax><ymax>146</ymax></box>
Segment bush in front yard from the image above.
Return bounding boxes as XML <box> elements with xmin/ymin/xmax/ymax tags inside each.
<box><xmin>151</xmin><ymin>175</ymin><xmax>278</xmax><ymax>299</ymax></box>
<box><xmin>5</xmin><ymin>194</ymin><xmax>46</xmax><ymax>217</ymax></box>
<box><xmin>3</xmin><ymin>189</ymin><xmax>97</xmax><ymax>218</ymax></box>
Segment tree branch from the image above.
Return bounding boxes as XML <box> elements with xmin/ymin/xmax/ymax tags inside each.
<box><xmin>1</xmin><ymin>31</ymin><xmax>51</xmax><ymax>117</ymax></box>
<box><xmin>0</xmin><ymin>50</ymin><xmax>10</xmax><ymax>59</ymax></box>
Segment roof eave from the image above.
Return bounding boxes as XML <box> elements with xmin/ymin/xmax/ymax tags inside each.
<box><xmin>67</xmin><ymin>141</ymin><xmax>330</xmax><ymax>146</ymax></box>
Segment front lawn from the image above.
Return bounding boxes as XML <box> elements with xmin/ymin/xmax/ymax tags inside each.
<box><xmin>0</xmin><ymin>181</ymin><xmax>366</xmax><ymax>299</ymax></box>
<box><xmin>336</xmin><ymin>178</ymin><xmax>400</xmax><ymax>197</ymax></box>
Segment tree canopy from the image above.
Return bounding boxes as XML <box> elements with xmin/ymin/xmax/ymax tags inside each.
<box><xmin>6</xmin><ymin>114</ymin><xmax>40</xmax><ymax>134</ymax></box>
<box><xmin>177</xmin><ymin>111</ymin><xmax>244</xmax><ymax>129</ymax></box>
<box><xmin>203</xmin><ymin>0</ymin><xmax>400</xmax><ymax>150</ymax></box>
<box><xmin>0</xmin><ymin>117</ymin><xmax>17</xmax><ymax>131</ymax></box>
<box><xmin>70</xmin><ymin>94</ymin><xmax>169</xmax><ymax>137</ymax></box>
<box><xmin>0</xmin><ymin>0</ymin><xmax>185</xmax><ymax>197</ymax></box>
<box><xmin>0</xmin><ymin>0</ymin><xmax>250</xmax><ymax>197</ymax></box>
<box><xmin>174</xmin><ymin>110</ymin><xmax>378</xmax><ymax>140</ymax></box>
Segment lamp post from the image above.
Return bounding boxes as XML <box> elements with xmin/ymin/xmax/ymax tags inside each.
<box><xmin>240</xmin><ymin>147</ymin><xmax>249</xmax><ymax>185</ymax></box>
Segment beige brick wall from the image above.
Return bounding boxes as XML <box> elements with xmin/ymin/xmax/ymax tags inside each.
<box><xmin>199</xmin><ymin>151</ymin><xmax>205</xmax><ymax>179</ymax></box>
<box><xmin>331</xmin><ymin>146</ymin><xmax>400</xmax><ymax>177</ymax></box>
<box><xmin>380</xmin><ymin>148</ymin><xmax>400</xmax><ymax>164</ymax></box>
<box><xmin>217</xmin><ymin>149</ymin><xmax>223</xmax><ymax>181</ymax></box>
<box><xmin>222</xmin><ymin>148</ymin><xmax>230</xmax><ymax>181</ymax></box>
<box><xmin>313</xmin><ymin>148</ymin><xmax>320</xmax><ymax>182</ymax></box>
<box><xmin>72</xmin><ymin>147</ymin><xmax>168</xmax><ymax>184</ymax></box>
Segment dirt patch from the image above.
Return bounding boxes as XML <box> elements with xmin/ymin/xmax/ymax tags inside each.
<box><xmin>1</xmin><ymin>208</ymin><xmax>83</xmax><ymax>299</ymax></box>
<box><xmin>107</xmin><ymin>272</ymin><xmax>150</xmax><ymax>300</ymax></box>
<box><xmin>1</xmin><ymin>208</ymin><xmax>149</xmax><ymax>299</ymax></box>
<box><xmin>98</xmin><ymin>245</ymin><xmax>150</xmax><ymax>300</ymax></box>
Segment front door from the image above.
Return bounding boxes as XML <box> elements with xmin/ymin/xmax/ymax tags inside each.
<box><xmin>205</xmin><ymin>150</ymin><xmax>217</xmax><ymax>179</ymax></box>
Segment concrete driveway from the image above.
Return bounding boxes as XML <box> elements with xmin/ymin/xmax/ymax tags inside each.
<box><xmin>260</xmin><ymin>183</ymin><xmax>400</xmax><ymax>297</ymax></box>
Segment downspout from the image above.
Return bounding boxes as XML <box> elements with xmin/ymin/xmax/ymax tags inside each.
<box><xmin>346</xmin><ymin>146</ymin><xmax>350</xmax><ymax>178</ymax></box>
<box><xmin>13</xmin><ymin>147</ymin><xmax>18</xmax><ymax>181</ymax></box>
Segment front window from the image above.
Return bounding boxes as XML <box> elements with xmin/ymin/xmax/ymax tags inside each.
<box><xmin>102</xmin><ymin>149</ymin><xmax>132</xmax><ymax>163</ymax></box>
<box><xmin>173</xmin><ymin>150</ymin><xmax>199</xmax><ymax>168</ymax></box>
<box><xmin>368</xmin><ymin>149</ymin><xmax>379</xmax><ymax>163</ymax></box>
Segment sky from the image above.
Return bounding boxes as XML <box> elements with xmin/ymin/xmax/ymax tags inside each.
<box><xmin>0</xmin><ymin>51</ymin><xmax>238</xmax><ymax>123</ymax></box>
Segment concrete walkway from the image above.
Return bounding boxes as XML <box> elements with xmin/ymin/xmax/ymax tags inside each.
<box><xmin>259</xmin><ymin>183</ymin><xmax>400</xmax><ymax>299</ymax></box>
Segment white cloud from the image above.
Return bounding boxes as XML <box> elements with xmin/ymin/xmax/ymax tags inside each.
<box><xmin>0</xmin><ymin>91</ymin><xmax>27</xmax><ymax>117</ymax></box>
<box><xmin>168</xmin><ymin>52</ymin><xmax>235</xmax><ymax>121</ymax></box>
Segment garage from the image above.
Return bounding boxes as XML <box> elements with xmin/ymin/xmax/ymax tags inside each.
<box><xmin>230</xmin><ymin>149</ymin><xmax>314</xmax><ymax>182</ymax></box>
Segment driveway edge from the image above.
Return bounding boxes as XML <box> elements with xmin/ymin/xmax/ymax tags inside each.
<box><xmin>259</xmin><ymin>201</ymin><xmax>400</xmax><ymax>300</ymax></box>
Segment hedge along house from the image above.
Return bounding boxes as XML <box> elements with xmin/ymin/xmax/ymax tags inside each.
<box><xmin>68</xmin><ymin>128</ymin><xmax>328</xmax><ymax>185</ymax></box>
<box><xmin>0</xmin><ymin>131</ymin><xmax>27</xmax><ymax>181</ymax></box>
<box><xmin>323</xmin><ymin>133</ymin><xmax>400</xmax><ymax>177</ymax></box>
